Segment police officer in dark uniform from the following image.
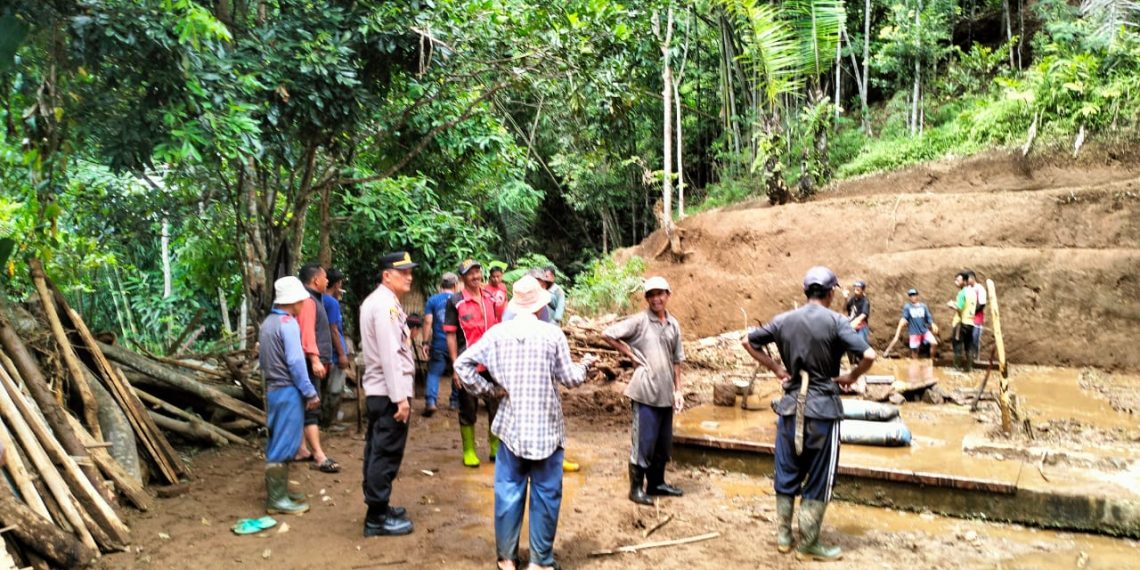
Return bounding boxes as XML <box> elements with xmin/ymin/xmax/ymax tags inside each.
<box><xmin>741</xmin><ymin>266</ymin><xmax>876</xmax><ymax>562</ymax></box>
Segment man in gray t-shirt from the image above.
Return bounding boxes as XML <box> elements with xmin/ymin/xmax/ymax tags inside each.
<box><xmin>603</xmin><ymin>276</ymin><xmax>685</xmax><ymax>505</ymax></box>
<box><xmin>743</xmin><ymin>266</ymin><xmax>876</xmax><ymax>562</ymax></box>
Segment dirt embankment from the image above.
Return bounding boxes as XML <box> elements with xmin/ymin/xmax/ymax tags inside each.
<box><xmin>626</xmin><ymin>147</ymin><xmax>1140</xmax><ymax>370</ymax></box>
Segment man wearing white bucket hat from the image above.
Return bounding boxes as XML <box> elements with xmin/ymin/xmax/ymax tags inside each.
<box><xmin>454</xmin><ymin>275</ymin><xmax>595</xmax><ymax>570</ymax></box>
<box><xmin>603</xmin><ymin>276</ymin><xmax>686</xmax><ymax>506</ymax></box>
<box><xmin>259</xmin><ymin>276</ymin><xmax>321</xmax><ymax>515</ymax></box>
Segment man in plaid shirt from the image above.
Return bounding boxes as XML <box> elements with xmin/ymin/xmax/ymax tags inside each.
<box><xmin>454</xmin><ymin>275</ymin><xmax>596</xmax><ymax>570</ymax></box>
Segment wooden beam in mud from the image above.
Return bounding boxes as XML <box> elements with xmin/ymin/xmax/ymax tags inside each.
<box><xmin>673</xmin><ymin>434</ymin><xmax>1018</xmax><ymax>494</ymax></box>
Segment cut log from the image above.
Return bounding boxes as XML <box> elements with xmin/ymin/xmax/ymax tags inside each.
<box><xmin>148</xmin><ymin>413</ymin><xmax>228</xmax><ymax>446</ymax></box>
<box><xmin>64</xmin><ymin>414</ymin><xmax>151</xmax><ymax>512</ymax></box>
<box><xmin>99</xmin><ymin>341</ymin><xmax>265</xmax><ymax>425</ymax></box>
<box><xmin>0</xmin><ymin>366</ymin><xmax>129</xmax><ymax>548</ymax></box>
<box><xmin>0</xmin><ymin>311</ymin><xmax>104</xmax><ymax>493</ymax></box>
<box><xmin>84</xmin><ymin>367</ymin><xmax>141</xmax><ymax>483</ymax></box>
<box><xmin>0</xmin><ymin>491</ymin><xmax>97</xmax><ymax>568</ymax></box>
<box><xmin>0</xmin><ymin>366</ymin><xmax>97</xmax><ymax>551</ymax></box>
<box><xmin>29</xmin><ymin>258</ymin><xmax>102</xmax><ymax>441</ymax></box>
<box><xmin>49</xmin><ymin>287</ymin><xmax>188</xmax><ymax>483</ymax></box>
<box><xmin>123</xmin><ymin>371</ymin><xmax>246</xmax><ymax>400</ymax></box>
<box><xmin>134</xmin><ymin>389</ymin><xmax>248</xmax><ymax>446</ymax></box>
<box><xmin>0</xmin><ymin>423</ymin><xmax>50</xmax><ymax>520</ymax></box>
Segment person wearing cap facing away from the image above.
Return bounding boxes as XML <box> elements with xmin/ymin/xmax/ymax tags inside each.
<box><xmin>359</xmin><ymin>251</ymin><xmax>419</xmax><ymax>537</ymax></box>
<box><xmin>454</xmin><ymin>275</ymin><xmax>595</xmax><ymax>570</ymax></box>
<box><xmin>445</xmin><ymin>259</ymin><xmax>505</xmax><ymax>467</ymax></box>
<box><xmin>884</xmin><ymin>288</ymin><xmax>940</xmax><ymax>360</ymax></box>
<box><xmin>843</xmin><ymin>280</ymin><xmax>871</xmax><ymax>366</ymax></box>
<box><xmin>741</xmin><ymin>266</ymin><xmax>876</xmax><ymax>561</ymax></box>
<box><xmin>603</xmin><ymin>276</ymin><xmax>686</xmax><ymax>505</ymax></box>
<box><xmin>259</xmin><ymin>276</ymin><xmax>321</xmax><ymax>515</ymax></box>
<box><xmin>422</xmin><ymin>273</ymin><xmax>460</xmax><ymax>415</ymax></box>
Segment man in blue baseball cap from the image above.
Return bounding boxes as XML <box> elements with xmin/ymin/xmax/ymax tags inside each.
<box><xmin>741</xmin><ymin>265</ymin><xmax>876</xmax><ymax>561</ymax></box>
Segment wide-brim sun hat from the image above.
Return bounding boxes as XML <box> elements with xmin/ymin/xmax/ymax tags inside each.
<box><xmin>508</xmin><ymin>275</ymin><xmax>553</xmax><ymax>315</ymax></box>
<box><xmin>274</xmin><ymin>276</ymin><xmax>310</xmax><ymax>305</ymax></box>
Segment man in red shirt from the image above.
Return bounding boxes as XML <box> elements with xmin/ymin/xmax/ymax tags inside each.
<box><xmin>485</xmin><ymin>264</ymin><xmax>508</xmax><ymax>306</ymax></box>
<box><xmin>445</xmin><ymin>259</ymin><xmax>505</xmax><ymax>467</ymax></box>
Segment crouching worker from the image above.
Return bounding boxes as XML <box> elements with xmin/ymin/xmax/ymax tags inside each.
<box><xmin>742</xmin><ymin>266</ymin><xmax>876</xmax><ymax>561</ymax></box>
<box><xmin>454</xmin><ymin>275</ymin><xmax>595</xmax><ymax>570</ymax></box>
<box><xmin>259</xmin><ymin>276</ymin><xmax>321</xmax><ymax>514</ymax></box>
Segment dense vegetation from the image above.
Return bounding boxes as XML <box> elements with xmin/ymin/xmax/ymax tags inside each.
<box><xmin>2</xmin><ymin>0</ymin><xmax>1137</xmax><ymax>346</ymax></box>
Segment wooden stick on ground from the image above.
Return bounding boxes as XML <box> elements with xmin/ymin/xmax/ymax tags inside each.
<box><xmin>643</xmin><ymin>514</ymin><xmax>673</xmax><ymax>538</ymax></box>
<box><xmin>29</xmin><ymin>258</ymin><xmax>102</xmax><ymax>441</ymax></box>
<box><xmin>588</xmin><ymin>531</ymin><xmax>720</xmax><ymax>556</ymax></box>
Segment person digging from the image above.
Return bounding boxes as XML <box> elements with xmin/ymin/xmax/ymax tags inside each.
<box><xmin>742</xmin><ymin>266</ymin><xmax>876</xmax><ymax>561</ymax></box>
<box><xmin>258</xmin><ymin>276</ymin><xmax>321</xmax><ymax>515</ymax></box>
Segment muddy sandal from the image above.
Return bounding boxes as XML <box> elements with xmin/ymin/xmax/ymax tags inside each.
<box><xmin>315</xmin><ymin>457</ymin><xmax>341</xmax><ymax>473</ymax></box>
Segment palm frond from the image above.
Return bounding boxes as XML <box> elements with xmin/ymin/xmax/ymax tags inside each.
<box><xmin>1080</xmin><ymin>0</ymin><xmax>1140</xmax><ymax>46</ymax></box>
<box><xmin>784</xmin><ymin>0</ymin><xmax>846</xmax><ymax>77</ymax></box>
<box><xmin>723</xmin><ymin>0</ymin><xmax>803</xmax><ymax>109</ymax></box>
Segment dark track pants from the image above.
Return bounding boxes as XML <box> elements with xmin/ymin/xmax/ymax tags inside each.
<box><xmin>630</xmin><ymin>402</ymin><xmax>673</xmax><ymax>470</ymax></box>
<box><xmin>459</xmin><ymin>371</ymin><xmax>500</xmax><ymax>427</ymax></box>
<box><xmin>362</xmin><ymin>396</ymin><xmax>408</xmax><ymax>509</ymax></box>
<box><xmin>774</xmin><ymin>415</ymin><xmax>840</xmax><ymax>502</ymax></box>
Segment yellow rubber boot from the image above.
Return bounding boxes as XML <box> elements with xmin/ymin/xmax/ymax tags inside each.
<box><xmin>562</xmin><ymin>458</ymin><xmax>581</xmax><ymax>472</ymax></box>
<box><xmin>460</xmin><ymin>425</ymin><xmax>480</xmax><ymax>467</ymax></box>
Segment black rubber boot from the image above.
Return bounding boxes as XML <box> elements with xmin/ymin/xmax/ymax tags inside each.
<box><xmin>363</xmin><ymin>503</ymin><xmax>414</xmax><ymax>537</ymax></box>
<box><xmin>628</xmin><ymin>464</ymin><xmax>653</xmax><ymax>505</ymax></box>
<box><xmin>646</xmin><ymin>462</ymin><xmax>683</xmax><ymax>497</ymax></box>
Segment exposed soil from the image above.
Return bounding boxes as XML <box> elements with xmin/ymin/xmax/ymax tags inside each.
<box><xmin>623</xmin><ymin>146</ymin><xmax>1140</xmax><ymax>371</ymax></box>
<box><xmin>94</xmin><ymin>387</ymin><xmax>1138</xmax><ymax>570</ymax></box>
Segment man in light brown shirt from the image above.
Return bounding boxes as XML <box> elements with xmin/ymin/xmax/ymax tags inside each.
<box><xmin>359</xmin><ymin>251</ymin><xmax>417</xmax><ymax>537</ymax></box>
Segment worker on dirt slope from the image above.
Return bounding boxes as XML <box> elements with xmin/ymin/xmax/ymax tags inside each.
<box><xmin>504</xmin><ymin>268</ymin><xmax>582</xmax><ymax>473</ymax></box>
<box><xmin>454</xmin><ymin>275</ymin><xmax>595</xmax><ymax>570</ymax></box>
<box><xmin>884</xmin><ymin>288</ymin><xmax>939</xmax><ymax>360</ymax></box>
<box><xmin>741</xmin><ymin>266</ymin><xmax>876</xmax><ymax>562</ymax></box>
<box><xmin>947</xmin><ymin>271</ymin><xmax>978</xmax><ymax>372</ymax></box>
<box><xmin>422</xmin><ymin>272</ymin><xmax>459</xmax><ymax>416</ymax></box>
<box><xmin>323</xmin><ymin>268</ymin><xmax>352</xmax><ymax>430</ymax></box>
<box><xmin>359</xmin><ymin>251</ymin><xmax>418</xmax><ymax>537</ymax></box>
<box><xmin>844</xmin><ymin>279</ymin><xmax>871</xmax><ymax>366</ymax></box>
<box><xmin>259</xmin><ymin>276</ymin><xmax>320</xmax><ymax>515</ymax></box>
<box><xmin>967</xmin><ymin>270</ymin><xmax>987</xmax><ymax>359</ymax></box>
<box><xmin>446</xmin><ymin>259</ymin><xmax>505</xmax><ymax>467</ymax></box>
<box><xmin>295</xmin><ymin>262</ymin><xmax>340</xmax><ymax>474</ymax></box>
<box><xmin>603</xmin><ymin>276</ymin><xmax>686</xmax><ymax>506</ymax></box>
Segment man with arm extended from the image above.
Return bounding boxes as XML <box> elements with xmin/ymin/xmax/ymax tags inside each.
<box><xmin>603</xmin><ymin>276</ymin><xmax>686</xmax><ymax>505</ymax></box>
<box><xmin>884</xmin><ymin>288</ymin><xmax>939</xmax><ymax>360</ymax></box>
<box><xmin>741</xmin><ymin>266</ymin><xmax>876</xmax><ymax>561</ymax></box>
<box><xmin>359</xmin><ymin>252</ymin><xmax>418</xmax><ymax>537</ymax></box>
<box><xmin>259</xmin><ymin>276</ymin><xmax>321</xmax><ymax>515</ymax></box>
<box><xmin>454</xmin><ymin>275</ymin><xmax>595</xmax><ymax>570</ymax></box>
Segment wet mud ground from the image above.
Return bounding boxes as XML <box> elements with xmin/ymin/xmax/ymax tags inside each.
<box><xmin>97</xmin><ymin>365</ymin><xmax>1140</xmax><ymax>570</ymax></box>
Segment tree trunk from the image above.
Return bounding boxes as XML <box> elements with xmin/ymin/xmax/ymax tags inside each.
<box><xmin>834</xmin><ymin>40</ymin><xmax>842</xmax><ymax>120</ymax></box>
<box><xmin>673</xmin><ymin>78</ymin><xmax>685</xmax><ymax>220</ymax></box>
<box><xmin>317</xmin><ymin>182</ymin><xmax>332</xmax><ymax>268</ymax></box>
<box><xmin>660</xmin><ymin>7</ymin><xmax>675</xmax><ymax>233</ymax></box>
<box><xmin>217</xmin><ymin>287</ymin><xmax>232</xmax><ymax>336</ymax></box>
<box><xmin>910</xmin><ymin>0</ymin><xmax>921</xmax><ymax>136</ymax></box>
<box><xmin>238</xmin><ymin>293</ymin><xmax>248</xmax><ymax>350</ymax></box>
<box><xmin>0</xmin><ymin>491</ymin><xmax>97</xmax><ymax>569</ymax></box>
<box><xmin>1003</xmin><ymin>0</ymin><xmax>1015</xmax><ymax>69</ymax></box>
<box><xmin>863</xmin><ymin>0</ymin><xmax>871</xmax><ymax>134</ymax></box>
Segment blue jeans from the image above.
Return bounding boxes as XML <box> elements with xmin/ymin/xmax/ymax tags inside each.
<box><xmin>494</xmin><ymin>445</ymin><xmax>564</xmax><ymax>566</ymax></box>
<box><xmin>425</xmin><ymin>348</ymin><xmax>450</xmax><ymax>407</ymax></box>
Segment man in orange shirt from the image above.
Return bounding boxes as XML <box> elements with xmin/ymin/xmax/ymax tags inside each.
<box><xmin>294</xmin><ymin>263</ymin><xmax>340</xmax><ymax>473</ymax></box>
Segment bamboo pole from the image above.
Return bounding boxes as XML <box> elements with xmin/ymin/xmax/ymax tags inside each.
<box><xmin>0</xmin><ymin>367</ymin><xmax>129</xmax><ymax>547</ymax></box>
<box><xmin>29</xmin><ymin>258</ymin><xmax>102</xmax><ymax>441</ymax></box>
<box><xmin>0</xmin><ymin>422</ymin><xmax>51</xmax><ymax>520</ymax></box>
<box><xmin>0</xmin><ymin>366</ymin><xmax>97</xmax><ymax>551</ymax></box>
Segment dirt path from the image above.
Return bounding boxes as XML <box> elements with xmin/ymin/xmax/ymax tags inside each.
<box><xmin>96</xmin><ymin>391</ymin><xmax>1138</xmax><ymax>570</ymax></box>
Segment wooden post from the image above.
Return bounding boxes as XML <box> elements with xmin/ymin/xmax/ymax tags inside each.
<box><xmin>986</xmin><ymin>279</ymin><xmax>1013</xmax><ymax>434</ymax></box>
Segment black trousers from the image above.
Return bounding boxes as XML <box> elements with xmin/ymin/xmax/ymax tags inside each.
<box><xmin>459</xmin><ymin>370</ymin><xmax>500</xmax><ymax>427</ymax></box>
<box><xmin>362</xmin><ymin>396</ymin><xmax>408</xmax><ymax>509</ymax></box>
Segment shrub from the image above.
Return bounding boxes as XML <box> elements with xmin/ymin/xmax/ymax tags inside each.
<box><xmin>567</xmin><ymin>255</ymin><xmax>647</xmax><ymax>318</ymax></box>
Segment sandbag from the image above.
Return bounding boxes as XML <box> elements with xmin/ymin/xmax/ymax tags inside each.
<box><xmin>841</xmin><ymin>399</ymin><xmax>900</xmax><ymax>421</ymax></box>
<box><xmin>841</xmin><ymin>419</ymin><xmax>912</xmax><ymax>447</ymax></box>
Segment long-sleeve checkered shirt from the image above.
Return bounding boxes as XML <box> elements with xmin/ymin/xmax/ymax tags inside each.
<box><xmin>454</xmin><ymin>313</ymin><xmax>588</xmax><ymax>460</ymax></box>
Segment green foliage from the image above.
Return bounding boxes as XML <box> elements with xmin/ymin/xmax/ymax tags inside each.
<box><xmin>502</xmin><ymin>253</ymin><xmax>560</xmax><ymax>284</ymax></box>
<box><xmin>694</xmin><ymin>178</ymin><xmax>758</xmax><ymax>211</ymax></box>
<box><xmin>567</xmin><ymin>255</ymin><xmax>647</xmax><ymax>317</ymax></box>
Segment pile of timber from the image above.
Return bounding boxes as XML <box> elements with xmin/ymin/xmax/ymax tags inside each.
<box><xmin>0</xmin><ymin>259</ymin><xmax>266</xmax><ymax>569</ymax></box>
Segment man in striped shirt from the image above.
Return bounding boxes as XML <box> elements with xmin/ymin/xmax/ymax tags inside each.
<box><xmin>454</xmin><ymin>275</ymin><xmax>595</xmax><ymax>570</ymax></box>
